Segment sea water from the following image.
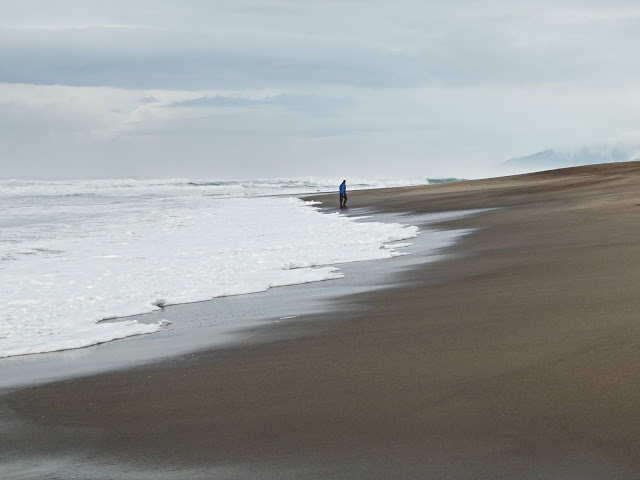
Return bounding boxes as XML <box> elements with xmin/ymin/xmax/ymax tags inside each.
<box><xmin>0</xmin><ymin>177</ymin><xmax>429</xmax><ymax>358</ymax></box>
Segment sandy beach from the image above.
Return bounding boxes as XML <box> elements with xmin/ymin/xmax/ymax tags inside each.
<box><xmin>3</xmin><ymin>162</ymin><xmax>640</xmax><ymax>479</ymax></box>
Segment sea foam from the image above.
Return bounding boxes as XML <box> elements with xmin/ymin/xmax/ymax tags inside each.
<box><xmin>1</xmin><ymin>182</ymin><xmax>418</xmax><ymax>358</ymax></box>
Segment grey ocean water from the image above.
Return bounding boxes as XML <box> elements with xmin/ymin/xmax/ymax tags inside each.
<box><xmin>2</xmin><ymin>178</ymin><xmax>434</xmax><ymax>359</ymax></box>
<box><xmin>0</xmin><ymin>196</ymin><xmax>480</xmax><ymax>389</ymax></box>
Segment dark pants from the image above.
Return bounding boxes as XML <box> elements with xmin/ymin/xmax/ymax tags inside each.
<box><xmin>340</xmin><ymin>193</ymin><xmax>347</xmax><ymax>207</ymax></box>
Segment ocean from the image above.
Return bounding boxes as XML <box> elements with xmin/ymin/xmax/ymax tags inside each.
<box><xmin>0</xmin><ymin>177</ymin><xmax>431</xmax><ymax>358</ymax></box>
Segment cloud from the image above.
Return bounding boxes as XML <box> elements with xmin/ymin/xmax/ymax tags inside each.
<box><xmin>4</xmin><ymin>1</ymin><xmax>639</xmax><ymax>90</ymax></box>
<box><xmin>167</xmin><ymin>95</ymin><xmax>276</xmax><ymax>108</ymax></box>
<box><xmin>166</xmin><ymin>93</ymin><xmax>349</xmax><ymax>118</ymax></box>
<box><xmin>3</xmin><ymin>1</ymin><xmax>640</xmax><ymax>179</ymax></box>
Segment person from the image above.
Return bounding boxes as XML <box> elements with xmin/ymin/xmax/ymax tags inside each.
<box><xmin>339</xmin><ymin>180</ymin><xmax>347</xmax><ymax>208</ymax></box>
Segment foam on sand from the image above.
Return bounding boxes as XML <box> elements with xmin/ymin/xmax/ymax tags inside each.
<box><xmin>1</xmin><ymin>196</ymin><xmax>417</xmax><ymax>358</ymax></box>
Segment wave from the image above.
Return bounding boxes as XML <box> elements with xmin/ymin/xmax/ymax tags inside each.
<box><xmin>0</xmin><ymin>176</ymin><xmax>437</xmax><ymax>199</ymax></box>
<box><xmin>0</xmin><ymin>195</ymin><xmax>419</xmax><ymax>358</ymax></box>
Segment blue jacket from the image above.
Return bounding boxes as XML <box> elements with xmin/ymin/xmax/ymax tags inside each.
<box><xmin>339</xmin><ymin>183</ymin><xmax>346</xmax><ymax>194</ymax></box>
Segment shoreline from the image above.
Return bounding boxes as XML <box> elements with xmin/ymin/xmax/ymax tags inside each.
<box><xmin>3</xmin><ymin>162</ymin><xmax>640</xmax><ymax>479</ymax></box>
<box><xmin>0</xmin><ymin>208</ymin><xmax>475</xmax><ymax>390</ymax></box>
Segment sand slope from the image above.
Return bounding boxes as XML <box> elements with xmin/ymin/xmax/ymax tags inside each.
<box><xmin>2</xmin><ymin>162</ymin><xmax>640</xmax><ymax>479</ymax></box>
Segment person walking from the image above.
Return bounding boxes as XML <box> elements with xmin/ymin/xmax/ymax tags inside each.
<box><xmin>339</xmin><ymin>180</ymin><xmax>347</xmax><ymax>208</ymax></box>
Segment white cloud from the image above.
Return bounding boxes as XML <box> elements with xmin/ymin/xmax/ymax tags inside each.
<box><xmin>2</xmin><ymin>1</ymin><xmax>640</xmax><ymax>178</ymax></box>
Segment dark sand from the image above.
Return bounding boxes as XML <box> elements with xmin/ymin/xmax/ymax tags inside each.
<box><xmin>3</xmin><ymin>162</ymin><xmax>640</xmax><ymax>479</ymax></box>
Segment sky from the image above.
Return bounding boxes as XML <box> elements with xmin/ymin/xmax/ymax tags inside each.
<box><xmin>2</xmin><ymin>0</ymin><xmax>640</xmax><ymax>179</ymax></box>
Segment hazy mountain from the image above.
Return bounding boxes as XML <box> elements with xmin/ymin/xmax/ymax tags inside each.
<box><xmin>503</xmin><ymin>146</ymin><xmax>640</xmax><ymax>173</ymax></box>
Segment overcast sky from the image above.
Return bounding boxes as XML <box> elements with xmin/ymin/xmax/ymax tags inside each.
<box><xmin>2</xmin><ymin>0</ymin><xmax>640</xmax><ymax>179</ymax></box>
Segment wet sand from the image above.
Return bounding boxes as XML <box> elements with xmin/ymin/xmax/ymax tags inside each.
<box><xmin>3</xmin><ymin>162</ymin><xmax>640</xmax><ymax>479</ymax></box>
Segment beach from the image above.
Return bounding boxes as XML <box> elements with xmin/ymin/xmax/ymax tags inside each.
<box><xmin>3</xmin><ymin>162</ymin><xmax>640</xmax><ymax>478</ymax></box>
